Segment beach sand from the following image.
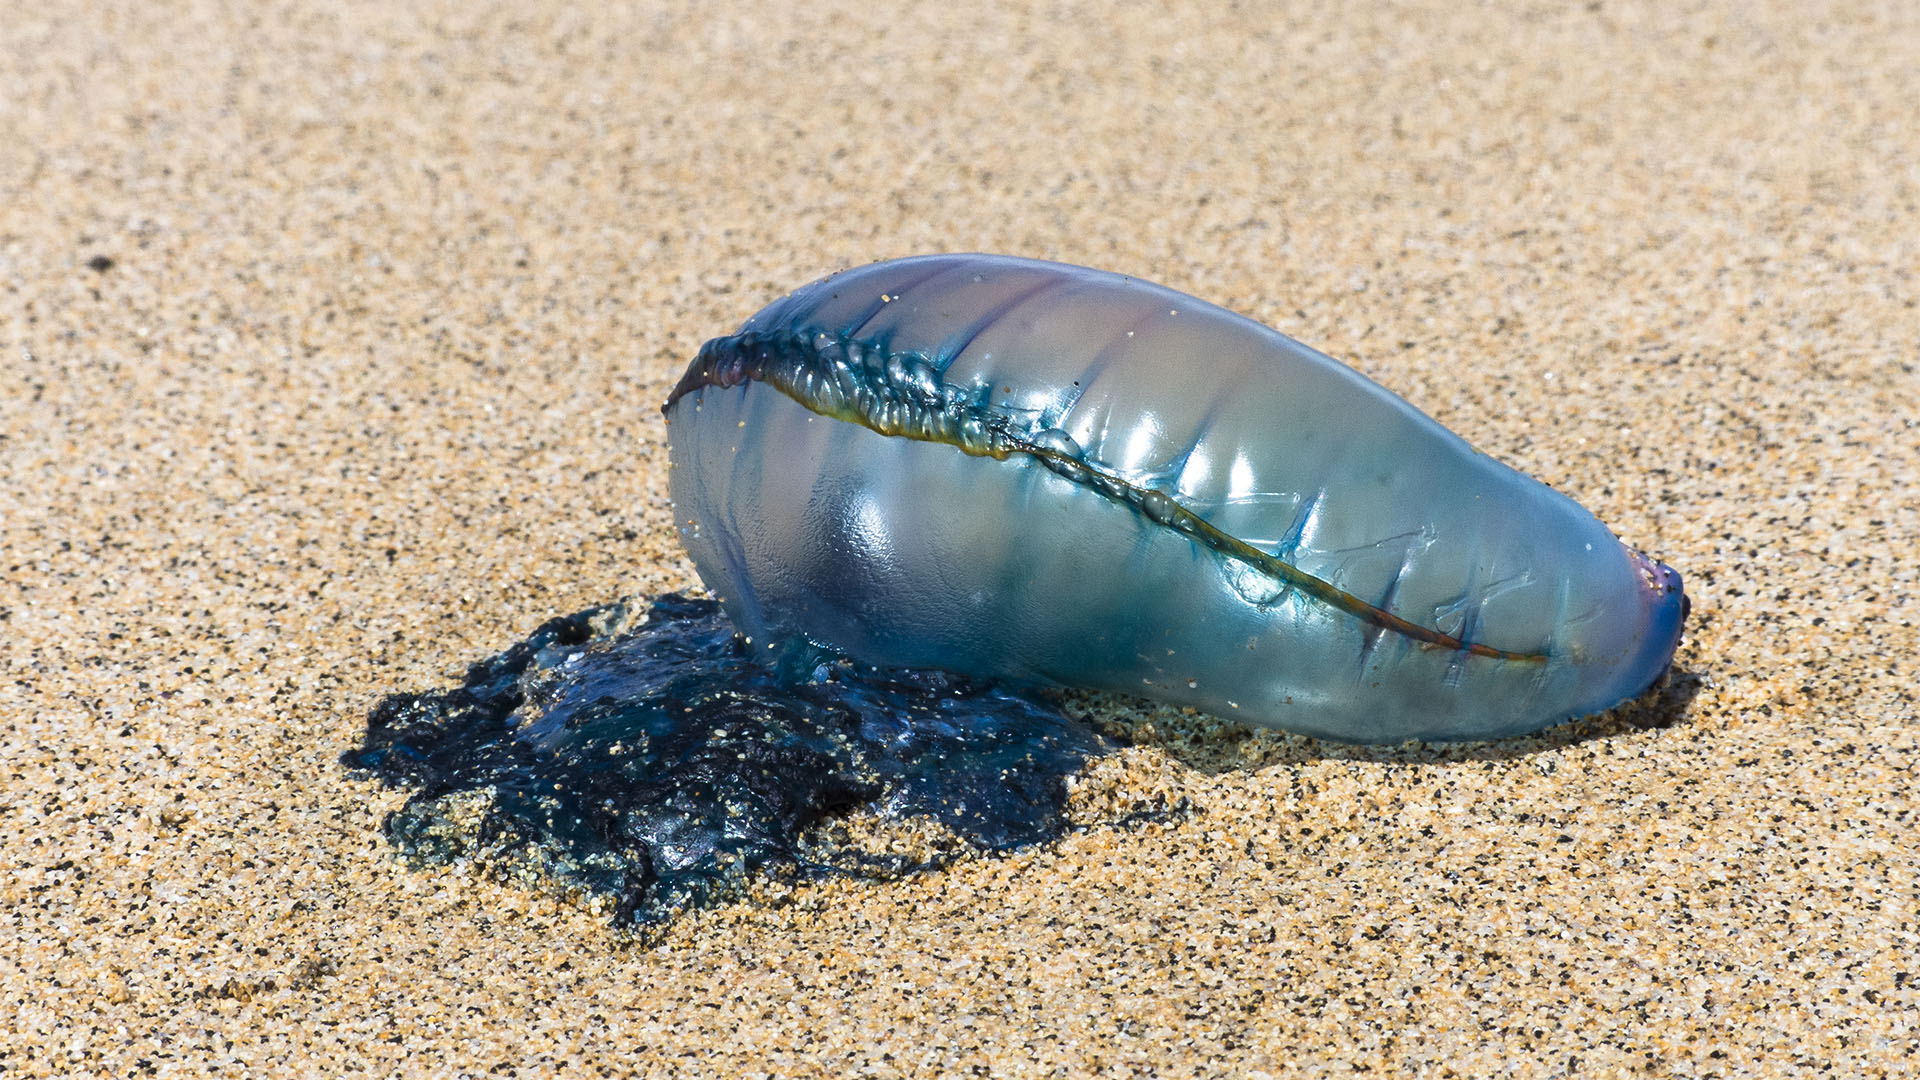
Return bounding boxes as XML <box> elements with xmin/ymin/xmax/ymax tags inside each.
<box><xmin>3</xmin><ymin>1</ymin><xmax>1916</xmax><ymax>1074</ymax></box>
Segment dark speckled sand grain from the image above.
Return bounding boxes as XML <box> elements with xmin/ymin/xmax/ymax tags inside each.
<box><xmin>3</xmin><ymin>1</ymin><xmax>1917</xmax><ymax>1075</ymax></box>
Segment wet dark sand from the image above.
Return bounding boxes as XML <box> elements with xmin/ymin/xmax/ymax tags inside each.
<box><xmin>3</xmin><ymin>1</ymin><xmax>1916</xmax><ymax>1075</ymax></box>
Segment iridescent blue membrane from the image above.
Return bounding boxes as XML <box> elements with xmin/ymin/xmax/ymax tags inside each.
<box><xmin>666</xmin><ymin>254</ymin><xmax>1689</xmax><ymax>743</ymax></box>
<box><xmin>342</xmin><ymin>594</ymin><xmax>1137</xmax><ymax>928</ymax></box>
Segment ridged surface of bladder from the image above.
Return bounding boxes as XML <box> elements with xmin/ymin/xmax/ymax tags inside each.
<box><xmin>665</xmin><ymin>255</ymin><xmax>1687</xmax><ymax>742</ymax></box>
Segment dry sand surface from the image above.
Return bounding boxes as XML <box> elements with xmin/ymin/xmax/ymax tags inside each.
<box><xmin>4</xmin><ymin>1</ymin><xmax>1917</xmax><ymax>1075</ymax></box>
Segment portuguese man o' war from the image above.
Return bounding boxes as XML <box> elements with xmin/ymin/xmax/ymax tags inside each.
<box><xmin>665</xmin><ymin>254</ymin><xmax>1688</xmax><ymax>744</ymax></box>
<box><xmin>344</xmin><ymin>254</ymin><xmax>1689</xmax><ymax>928</ymax></box>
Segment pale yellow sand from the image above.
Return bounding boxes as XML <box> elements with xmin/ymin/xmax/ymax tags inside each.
<box><xmin>3</xmin><ymin>1</ymin><xmax>1916</xmax><ymax>1075</ymax></box>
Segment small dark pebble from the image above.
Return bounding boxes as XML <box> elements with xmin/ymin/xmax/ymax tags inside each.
<box><xmin>85</xmin><ymin>254</ymin><xmax>115</xmax><ymax>272</ymax></box>
<box><xmin>342</xmin><ymin>593</ymin><xmax>1131</xmax><ymax>930</ymax></box>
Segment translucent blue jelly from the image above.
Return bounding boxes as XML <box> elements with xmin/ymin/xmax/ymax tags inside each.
<box><xmin>667</xmin><ymin>255</ymin><xmax>1689</xmax><ymax>742</ymax></box>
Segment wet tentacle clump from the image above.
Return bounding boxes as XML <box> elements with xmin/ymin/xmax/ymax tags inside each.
<box><xmin>341</xmin><ymin>594</ymin><xmax>1126</xmax><ymax>928</ymax></box>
